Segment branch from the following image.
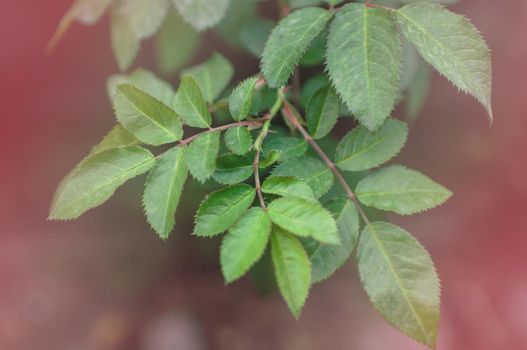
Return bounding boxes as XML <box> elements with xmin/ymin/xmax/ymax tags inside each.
<box><xmin>281</xmin><ymin>101</ymin><xmax>370</xmax><ymax>224</ymax></box>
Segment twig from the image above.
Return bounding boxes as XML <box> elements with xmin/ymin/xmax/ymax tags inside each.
<box><xmin>281</xmin><ymin>101</ymin><xmax>370</xmax><ymax>225</ymax></box>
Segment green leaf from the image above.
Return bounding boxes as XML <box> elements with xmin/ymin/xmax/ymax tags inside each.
<box><xmin>357</xmin><ymin>222</ymin><xmax>440</xmax><ymax>348</ymax></box>
<box><xmin>289</xmin><ymin>0</ymin><xmax>323</xmax><ymax>10</ymax></box>
<box><xmin>327</xmin><ymin>3</ymin><xmax>402</xmax><ymax>130</ymax></box>
<box><xmin>194</xmin><ymin>184</ymin><xmax>256</xmax><ymax>236</ymax></box>
<box><xmin>261</xmin><ymin>176</ymin><xmax>316</xmax><ymax>201</ymax></box>
<box><xmin>262</xmin><ymin>136</ymin><xmax>308</xmax><ymax>162</ymax></box>
<box><xmin>304</xmin><ymin>197</ymin><xmax>359</xmax><ymax>283</ymax></box>
<box><xmin>213</xmin><ymin>153</ymin><xmax>254</xmax><ymax>185</ymax></box>
<box><xmin>356</xmin><ymin>165</ymin><xmax>452</xmax><ymax>215</ymax></box>
<box><xmin>300</xmin><ymin>29</ymin><xmax>326</xmax><ymax>67</ymax></box>
<box><xmin>49</xmin><ymin>146</ymin><xmax>155</xmax><ymax>220</ymax></box>
<box><xmin>397</xmin><ymin>3</ymin><xmax>492</xmax><ymax>120</ymax></box>
<box><xmin>271</xmin><ymin>227</ymin><xmax>311</xmax><ymax>318</ymax></box>
<box><xmin>172</xmin><ymin>0</ymin><xmax>231</xmax><ymax>31</ymax></box>
<box><xmin>306</xmin><ymin>86</ymin><xmax>339</xmax><ymax>139</ymax></box>
<box><xmin>113</xmin><ymin>84</ymin><xmax>183</xmax><ymax>145</ymax></box>
<box><xmin>110</xmin><ymin>7</ymin><xmax>140</xmax><ymax>71</ymax></box>
<box><xmin>109</xmin><ymin>0</ymin><xmax>170</xmax><ymax>71</ymax></box>
<box><xmin>240</xmin><ymin>18</ymin><xmax>274</xmax><ymax>57</ymax></box>
<box><xmin>268</xmin><ymin>197</ymin><xmax>339</xmax><ymax>245</ymax></box>
<box><xmin>221</xmin><ymin>207</ymin><xmax>272</xmax><ymax>283</ymax></box>
<box><xmin>143</xmin><ymin>147</ymin><xmax>188</xmax><ymax>239</ymax></box>
<box><xmin>185</xmin><ymin>131</ymin><xmax>221</xmax><ymax>183</ymax></box>
<box><xmin>173</xmin><ymin>77</ymin><xmax>212</xmax><ymax>128</ymax></box>
<box><xmin>224</xmin><ymin>126</ymin><xmax>252</xmax><ymax>155</ymax></box>
<box><xmin>181</xmin><ymin>53</ymin><xmax>234</xmax><ymax>103</ymax></box>
<box><xmin>335</xmin><ymin>119</ymin><xmax>408</xmax><ymax>171</ymax></box>
<box><xmin>262</xmin><ymin>7</ymin><xmax>333</xmax><ymax>88</ymax></box>
<box><xmin>91</xmin><ymin>124</ymin><xmax>139</xmax><ymax>154</ymax></box>
<box><xmin>272</xmin><ymin>157</ymin><xmax>334</xmax><ymax>198</ymax></box>
<box><xmin>107</xmin><ymin>68</ymin><xmax>175</xmax><ymax>106</ymax></box>
<box><xmin>155</xmin><ymin>10</ymin><xmax>200</xmax><ymax>76</ymax></box>
<box><xmin>300</xmin><ymin>73</ymin><xmax>330</xmax><ymax>109</ymax></box>
<box><xmin>228</xmin><ymin>77</ymin><xmax>258</xmax><ymax>121</ymax></box>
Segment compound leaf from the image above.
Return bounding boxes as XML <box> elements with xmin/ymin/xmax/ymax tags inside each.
<box><xmin>268</xmin><ymin>197</ymin><xmax>339</xmax><ymax>245</ymax></box>
<box><xmin>143</xmin><ymin>146</ymin><xmax>188</xmax><ymax>239</ymax></box>
<box><xmin>335</xmin><ymin>119</ymin><xmax>408</xmax><ymax>171</ymax></box>
<box><xmin>113</xmin><ymin>84</ymin><xmax>183</xmax><ymax>145</ymax></box>
<box><xmin>50</xmin><ymin>146</ymin><xmax>155</xmax><ymax>220</ymax></box>
<box><xmin>221</xmin><ymin>207</ymin><xmax>272</xmax><ymax>283</ymax></box>
<box><xmin>356</xmin><ymin>165</ymin><xmax>452</xmax><ymax>215</ymax></box>
<box><xmin>357</xmin><ymin>222</ymin><xmax>440</xmax><ymax>348</ymax></box>
<box><xmin>194</xmin><ymin>184</ymin><xmax>256</xmax><ymax>236</ymax></box>
<box><xmin>271</xmin><ymin>227</ymin><xmax>311</xmax><ymax>318</ymax></box>
<box><xmin>327</xmin><ymin>3</ymin><xmax>401</xmax><ymax>130</ymax></box>
<box><xmin>262</xmin><ymin>7</ymin><xmax>333</xmax><ymax>88</ymax></box>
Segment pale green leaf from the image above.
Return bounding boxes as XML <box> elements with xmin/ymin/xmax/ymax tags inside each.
<box><xmin>268</xmin><ymin>197</ymin><xmax>340</xmax><ymax>245</ymax></box>
<box><xmin>397</xmin><ymin>3</ymin><xmax>492</xmax><ymax>120</ymax></box>
<box><xmin>110</xmin><ymin>6</ymin><xmax>140</xmax><ymax>71</ymax></box>
<box><xmin>155</xmin><ymin>10</ymin><xmax>201</xmax><ymax>76</ymax></box>
<box><xmin>357</xmin><ymin>222</ymin><xmax>440</xmax><ymax>348</ymax></box>
<box><xmin>335</xmin><ymin>119</ymin><xmax>408</xmax><ymax>171</ymax></box>
<box><xmin>272</xmin><ymin>157</ymin><xmax>334</xmax><ymax>198</ymax></box>
<box><xmin>262</xmin><ymin>7</ymin><xmax>333</xmax><ymax>88</ymax></box>
<box><xmin>221</xmin><ymin>207</ymin><xmax>272</xmax><ymax>283</ymax></box>
<box><xmin>172</xmin><ymin>0</ymin><xmax>230</xmax><ymax>31</ymax></box>
<box><xmin>173</xmin><ymin>77</ymin><xmax>211</xmax><ymax>128</ymax></box>
<box><xmin>306</xmin><ymin>86</ymin><xmax>339</xmax><ymax>139</ymax></box>
<box><xmin>194</xmin><ymin>184</ymin><xmax>255</xmax><ymax>236</ymax></box>
<box><xmin>113</xmin><ymin>84</ymin><xmax>183</xmax><ymax>145</ymax></box>
<box><xmin>271</xmin><ymin>227</ymin><xmax>311</xmax><ymax>318</ymax></box>
<box><xmin>304</xmin><ymin>197</ymin><xmax>359</xmax><ymax>282</ymax></box>
<box><xmin>229</xmin><ymin>77</ymin><xmax>257</xmax><ymax>121</ymax></box>
<box><xmin>224</xmin><ymin>126</ymin><xmax>252</xmax><ymax>155</ymax></box>
<box><xmin>185</xmin><ymin>131</ymin><xmax>221</xmax><ymax>183</ymax></box>
<box><xmin>181</xmin><ymin>53</ymin><xmax>234</xmax><ymax>102</ymax></box>
<box><xmin>107</xmin><ymin>68</ymin><xmax>175</xmax><ymax>106</ymax></box>
<box><xmin>327</xmin><ymin>3</ymin><xmax>401</xmax><ymax>130</ymax></box>
<box><xmin>261</xmin><ymin>176</ymin><xmax>316</xmax><ymax>201</ymax></box>
<box><xmin>213</xmin><ymin>153</ymin><xmax>254</xmax><ymax>185</ymax></box>
<box><xmin>356</xmin><ymin>165</ymin><xmax>452</xmax><ymax>215</ymax></box>
<box><xmin>50</xmin><ymin>146</ymin><xmax>155</xmax><ymax>220</ymax></box>
<box><xmin>143</xmin><ymin>147</ymin><xmax>188</xmax><ymax>239</ymax></box>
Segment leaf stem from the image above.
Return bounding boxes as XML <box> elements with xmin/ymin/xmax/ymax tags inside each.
<box><xmin>281</xmin><ymin>100</ymin><xmax>370</xmax><ymax>225</ymax></box>
<box><xmin>253</xmin><ymin>90</ymin><xmax>285</xmax><ymax>210</ymax></box>
<box><xmin>168</xmin><ymin>117</ymin><xmax>270</xmax><ymax>154</ymax></box>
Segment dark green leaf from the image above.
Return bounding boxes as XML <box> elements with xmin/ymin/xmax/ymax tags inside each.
<box><xmin>224</xmin><ymin>126</ymin><xmax>252</xmax><ymax>155</ymax></box>
<box><xmin>194</xmin><ymin>184</ymin><xmax>256</xmax><ymax>236</ymax></box>
<box><xmin>186</xmin><ymin>131</ymin><xmax>221</xmax><ymax>182</ymax></box>
<box><xmin>306</xmin><ymin>86</ymin><xmax>339</xmax><ymax>139</ymax></box>
<box><xmin>272</xmin><ymin>157</ymin><xmax>334</xmax><ymax>198</ymax></box>
<box><xmin>213</xmin><ymin>153</ymin><xmax>254</xmax><ymax>185</ymax></box>
<box><xmin>261</xmin><ymin>176</ymin><xmax>316</xmax><ymax>201</ymax></box>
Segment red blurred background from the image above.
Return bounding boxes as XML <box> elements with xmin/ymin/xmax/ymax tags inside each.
<box><xmin>1</xmin><ymin>1</ymin><xmax>527</xmax><ymax>349</ymax></box>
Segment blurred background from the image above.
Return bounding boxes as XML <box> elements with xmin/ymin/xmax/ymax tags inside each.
<box><xmin>1</xmin><ymin>0</ymin><xmax>527</xmax><ymax>349</ymax></box>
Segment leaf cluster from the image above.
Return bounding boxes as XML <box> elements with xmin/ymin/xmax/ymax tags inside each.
<box><xmin>49</xmin><ymin>1</ymin><xmax>493</xmax><ymax>348</ymax></box>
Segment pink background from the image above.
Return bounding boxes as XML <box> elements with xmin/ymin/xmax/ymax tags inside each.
<box><xmin>1</xmin><ymin>1</ymin><xmax>526</xmax><ymax>349</ymax></box>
